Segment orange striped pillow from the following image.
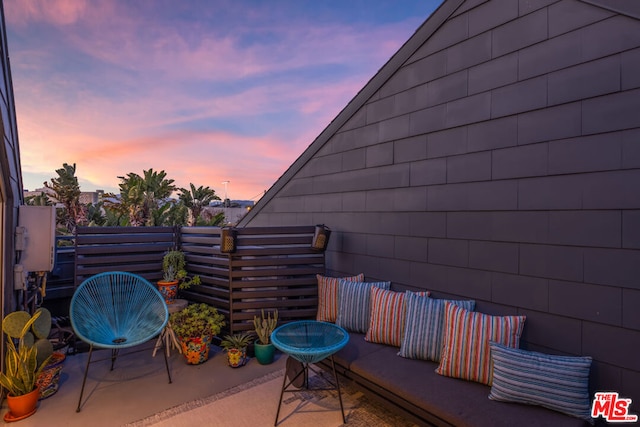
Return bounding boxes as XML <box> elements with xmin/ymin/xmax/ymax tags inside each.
<box><xmin>316</xmin><ymin>273</ymin><xmax>364</xmax><ymax>322</ymax></box>
<box><xmin>436</xmin><ymin>302</ymin><xmax>526</xmax><ymax>385</ymax></box>
<box><xmin>365</xmin><ymin>287</ymin><xmax>429</xmax><ymax>347</ymax></box>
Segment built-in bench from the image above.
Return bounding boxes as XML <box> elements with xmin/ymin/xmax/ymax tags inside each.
<box><xmin>321</xmin><ymin>332</ymin><xmax>590</xmax><ymax>426</ymax></box>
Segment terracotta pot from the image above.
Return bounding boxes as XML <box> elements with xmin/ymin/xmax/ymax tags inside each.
<box><xmin>179</xmin><ymin>335</ymin><xmax>212</xmax><ymax>365</ymax></box>
<box><xmin>6</xmin><ymin>388</ymin><xmax>39</xmax><ymax>419</ymax></box>
<box><xmin>157</xmin><ymin>280</ymin><xmax>179</xmax><ymax>304</ymax></box>
<box><xmin>36</xmin><ymin>352</ymin><xmax>66</xmax><ymax>399</ymax></box>
<box><xmin>226</xmin><ymin>348</ymin><xmax>248</xmax><ymax>368</ymax></box>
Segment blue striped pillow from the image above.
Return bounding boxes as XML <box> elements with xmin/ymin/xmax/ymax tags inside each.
<box><xmin>336</xmin><ymin>280</ymin><xmax>390</xmax><ymax>333</ymax></box>
<box><xmin>489</xmin><ymin>341</ymin><xmax>593</xmax><ymax>422</ymax></box>
<box><xmin>398</xmin><ymin>292</ymin><xmax>475</xmax><ymax>362</ymax></box>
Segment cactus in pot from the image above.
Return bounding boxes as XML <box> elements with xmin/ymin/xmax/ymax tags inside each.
<box><xmin>253</xmin><ymin>309</ymin><xmax>278</xmax><ymax>365</ymax></box>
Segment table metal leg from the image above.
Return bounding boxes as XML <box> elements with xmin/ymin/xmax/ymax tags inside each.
<box><xmin>274</xmin><ymin>367</ymin><xmax>289</xmax><ymax>426</ymax></box>
<box><xmin>274</xmin><ymin>356</ymin><xmax>345</xmax><ymax>425</ymax></box>
<box><xmin>330</xmin><ymin>355</ymin><xmax>346</xmax><ymax>423</ymax></box>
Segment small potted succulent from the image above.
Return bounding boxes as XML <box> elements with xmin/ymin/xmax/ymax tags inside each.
<box><xmin>157</xmin><ymin>249</ymin><xmax>201</xmax><ymax>304</ymax></box>
<box><xmin>0</xmin><ymin>308</ymin><xmax>54</xmax><ymax>421</ymax></box>
<box><xmin>220</xmin><ymin>332</ymin><xmax>254</xmax><ymax>368</ymax></box>
<box><xmin>253</xmin><ymin>309</ymin><xmax>278</xmax><ymax>365</ymax></box>
<box><xmin>169</xmin><ymin>303</ymin><xmax>225</xmax><ymax>365</ymax></box>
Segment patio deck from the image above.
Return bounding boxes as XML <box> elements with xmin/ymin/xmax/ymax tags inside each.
<box><xmin>1</xmin><ymin>344</ymin><xmax>286</xmax><ymax>426</ymax></box>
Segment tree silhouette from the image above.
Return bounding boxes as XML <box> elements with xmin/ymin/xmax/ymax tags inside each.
<box><xmin>104</xmin><ymin>168</ymin><xmax>176</xmax><ymax>226</ymax></box>
<box><xmin>43</xmin><ymin>163</ymin><xmax>87</xmax><ymax>234</ymax></box>
<box><xmin>178</xmin><ymin>184</ymin><xmax>220</xmax><ymax>226</ymax></box>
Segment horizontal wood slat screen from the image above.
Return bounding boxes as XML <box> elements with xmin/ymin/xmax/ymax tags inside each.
<box><xmin>179</xmin><ymin>225</ymin><xmax>324</xmax><ymax>334</ymax></box>
<box><xmin>75</xmin><ymin>226</ymin><xmax>178</xmax><ymax>285</ymax></box>
<box><xmin>74</xmin><ymin>225</ymin><xmax>325</xmax><ymax>334</ymax></box>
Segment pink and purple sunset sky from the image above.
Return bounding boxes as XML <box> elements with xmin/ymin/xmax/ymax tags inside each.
<box><xmin>5</xmin><ymin>0</ymin><xmax>440</xmax><ymax>201</ymax></box>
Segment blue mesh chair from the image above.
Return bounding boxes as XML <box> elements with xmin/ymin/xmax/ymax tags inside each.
<box><xmin>271</xmin><ymin>321</ymin><xmax>349</xmax><ymax>425</ymax></box>
<box><xmin>70</xmin><ymin>271</ymin><xmax>172</xmax><ymax>412</ymax></box>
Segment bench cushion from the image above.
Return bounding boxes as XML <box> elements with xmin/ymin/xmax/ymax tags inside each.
<box><xmin>332</xmin><ymin>332</ymin><xmax>387</xmax><ymax>370</ymax></box>
<box><xmin>333</xmin><ymin>333</ymin><xmax>589</xmax><ymax>427</ymax></box>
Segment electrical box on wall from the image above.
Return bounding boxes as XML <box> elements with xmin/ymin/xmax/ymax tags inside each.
<box><xmin>17</xmin><ymin>205</ymin><xmax>56</xmax><ymax>272</ymax></box>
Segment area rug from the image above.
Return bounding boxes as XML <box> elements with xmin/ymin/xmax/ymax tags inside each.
<box><xmin>125</xmin><ymin>368</ymin><xmax>418</xmax><ymax>427</ymax></box>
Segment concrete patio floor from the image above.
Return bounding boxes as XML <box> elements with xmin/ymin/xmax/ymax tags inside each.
<box><xmin>1</xmin><ymin>344</ymin><xmax>286</xmax><ymax>427</ymax></box>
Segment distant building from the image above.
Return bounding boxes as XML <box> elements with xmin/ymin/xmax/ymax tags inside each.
<box><xmin>79</xmin><ymin>190</ymin><xmax>104</xmax><ymax>205</ymax></box>
<box><xmin>205</xmin><ymin>200</ymin><xmax>254</xmax><ymax>226</ymax></box>
<box><xmin>23</xmin><ymin>187</ymin><xmax>104</xmax><ymax>205</ymax></box>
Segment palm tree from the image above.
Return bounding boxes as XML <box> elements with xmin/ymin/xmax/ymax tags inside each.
<box><xmin>178</xmin><ymin>184</ymin><xmax>220</xmax><ymax>226</ymax></box>
<box><xmin>103</xmin><ymin>173</ymin><xmax>145</xmax><ymax>226</ymax></box>
<box><xmin>85</xmin><ymin>202</ymin><xmax>106</xmax><ymax>226</ymax></box>
<box><xmin>43</xmin><ymin>163</ymin><xmax>87</xmax><ymax>234</ymax></box>
<box><xmin>104</xmin><ymin>169</ymin><xmax>176</xmax><ymax>226</ymax></box>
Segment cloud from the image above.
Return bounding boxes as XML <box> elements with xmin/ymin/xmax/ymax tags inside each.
<box><xmin>5</xmin><ymin>1</ymin><xmax>428</xmax><ymax>199</ymax></box>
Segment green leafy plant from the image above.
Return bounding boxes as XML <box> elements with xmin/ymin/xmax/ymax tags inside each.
<box><xmin>169</xmin><ymin>303</ymin><xmax>225</xmax><ymax>338</ymax></box>
<box><xmin>220</xmin><ymin>333</ymin><xmax>254</xmax><ymax>351</ymax></box>
<box><xmin>0</xmin><ymin>308</ymin><xmax>54</xmax><ymax>396</ymax></box>
<box><xmin>253</xmin><ymin>309</ymin><xmax>278</xmax><ymax>345</ymax></box>
<box><xmin>161</xmin><ymin>249</ymin><xmax>201</xmax><ymax>289</ymax></box>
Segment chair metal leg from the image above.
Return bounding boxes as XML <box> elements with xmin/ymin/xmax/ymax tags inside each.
<box><xmin>110</xmin><ymin>348</ymin><xmax>119</xmax><ymax>370</ymax></box>
<box><xmin>76</xmin><ymin>344</ymin><xmax>94</xmax><ymax>412</ymax></box>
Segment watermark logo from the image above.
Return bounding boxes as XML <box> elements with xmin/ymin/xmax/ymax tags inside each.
<box><xmin>591</xmin><ymin>392</ymin><xmax>638</xmax><ymax>423</ymax></box>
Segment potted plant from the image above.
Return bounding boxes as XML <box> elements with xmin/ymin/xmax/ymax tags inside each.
<box><xmin>220</xmin><ymin>332</ymin><xmax>254</xmax><ymax>368</ymax></box>
<box><xmin>0</xmin><ymin>308</ymin><xmax>54</xmax><ymax>421</ymax></box>
<box><xmin>169</xmin><ymin>303</ymin><xmax>225</xmax><ymax>365</ymax></box>
<box><xmin>253</xmin><ymin>309</ymin><xmax>278</xmax><ymax>365</ymax></box>
<box><xmin>31</xmin><ymin>308</ymin><xmax>66</xmax><ymax>400</ymax></box>
<box><xmin>158</xmin><ymin>249</ymin><xmax>201</xmax><ymax>304</ymax></box>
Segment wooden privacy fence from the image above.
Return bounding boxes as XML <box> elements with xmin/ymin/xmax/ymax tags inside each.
<box><xmin>74</xmin><ymin>226</ymin><xmax>178</xmax><ymax>286</ymax></box>
<box><xmin>74</xmin><ymin>225</ymin><xmax>326</xmax><ymax>334</ymax></box>
<box><xmin>179</xmin><ymin>226</ymin><xmax>325</xmax><ymax>333</ymax></box>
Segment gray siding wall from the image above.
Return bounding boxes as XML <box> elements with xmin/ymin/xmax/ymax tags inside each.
<box><xmin>246</xmin><ymin>0</ymin><xmax>640</xmax><ymax>407</ymax></box>
<box><xmin>0</xmin><ymin>3</ymin><xmax>22</xmax><ymax>310</ymax></box>
<box><xmin>0</xmin><ymin>3</ymin><xmax>24</xmax><ymax>368</ymax></box>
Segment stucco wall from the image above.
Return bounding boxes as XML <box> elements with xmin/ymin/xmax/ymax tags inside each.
<box><xmin>245</xmin><ymin>0</ymin><xmax>640</xmax><ymax>408</ymax></box>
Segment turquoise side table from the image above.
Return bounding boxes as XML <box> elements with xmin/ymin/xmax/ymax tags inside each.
<box><xmin>271</xmin><ymin>320</ymin><xmax>349</xmax><ymax>425</ymax></box>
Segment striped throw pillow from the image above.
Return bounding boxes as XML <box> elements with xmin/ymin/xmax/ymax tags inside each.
<box><xmin>336</xmin><ymin>280</ymin><xmax>390</xmax><ymax>333</ymax></box>
<box><xmin>316</xmin><ymin>273</ymin><xmax>364</xmax><ymax>322</ymax></box>
<box><xmin>398</xmin><ymin>292</ymin><xmax>475</xmax><ymax>362</ymax></box>
<box><xmin>436</xmin><ymin>302</ymin><xmax>525</xmax><ymax>385</ymax></box>
<box><xmin>366</xmin><ymin>288</ymin><xmax>430</xmax><ymax>347</ymax></box>
<box><xmin>365</xmin><ymin>288</ymin><xmax>404</xmax><ymax>346</ymax></box>
<box><xmin>489</xmin><ymin>341</ymin><xmax>593</xmax><ymax>422</ymax></box>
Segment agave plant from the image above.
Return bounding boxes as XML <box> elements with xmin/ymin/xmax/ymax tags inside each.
<box><xmin>0</xmin><ymin>308</ymin><xmax>53</xmax><ymax>396</ymax></box>
<box><xmin>220</xmin><ymin>333</ymin><xmax>254</xmax><ymax>351</ymax></box>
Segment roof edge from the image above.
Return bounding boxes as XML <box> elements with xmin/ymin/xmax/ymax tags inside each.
<box><xmin>239</xmin><ymin>0</ymin><xmax>463</xmax><ymax>226</ymax></box>
<box><xmin>580</xmin><ymin>0</ymin><xmax>640</xmax><ymax>19</ymax></box>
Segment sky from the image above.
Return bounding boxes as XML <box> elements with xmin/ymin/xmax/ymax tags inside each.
<box><xmin>4</xmin><ymin>0</ymin><xmax>440</xmax><ymax>201</ymax></box>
